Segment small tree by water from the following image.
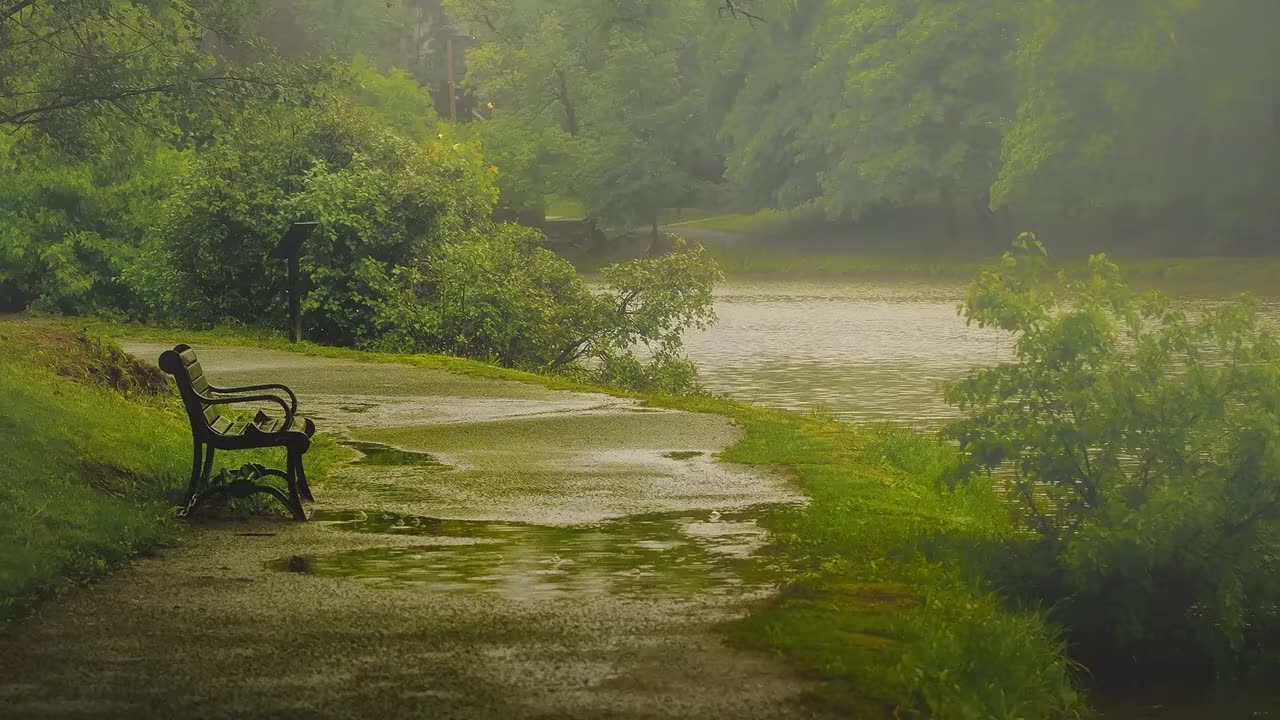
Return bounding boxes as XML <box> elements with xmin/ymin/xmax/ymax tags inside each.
<box><xmin>946</xmin><ymin>235</ymin><xmax>1280</xmax><ymax>679</ymax></box>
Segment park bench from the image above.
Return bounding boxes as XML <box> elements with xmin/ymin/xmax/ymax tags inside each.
<box><xmin>159</xmin><ymin>344</ymin><xmax>316</xmax><ymax>521</ymax></box>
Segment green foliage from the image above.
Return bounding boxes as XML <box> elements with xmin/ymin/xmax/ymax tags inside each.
<box><xmin>0</xmin><ymin>125</ymin><xmax>188</xmax><ymax>313</ymax></box>
<box><xmin>702</xmin><ymin>0</ymin><xmax>1280</xmax><ymax>251</ymax></box>
<box><xmin>947</xmin><ymin>236</ymin><xmax>1280</xmax><ymax>676</ymax></box>
<box><xmin>359</xmin><ymin>230</ymin><xmax>722</xmax><ymax>392</ymax></box>
<box><xmin>344</xmin><ymin>54</ymin><xmax>441</xmax><ymax>142</ymax></box>
<box><xmin>355</xmin><ymin>222</ymin><xmax>592</xmax><ymax>365</ymax></box>
<box><xmin>133</xmin><ymin>102</ymin><xmax>495</xmax><ymax>339</ymax></box>
<box><xmin>448</xmin><ymin>0</ymin><xmax>724</xmax><ymax>230</ymax></box>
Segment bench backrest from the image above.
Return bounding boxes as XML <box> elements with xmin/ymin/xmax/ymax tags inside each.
<box><xmin>158</xmin><ymin>344</ymin><xmax>220</xmax><ymax>438</ymax></box>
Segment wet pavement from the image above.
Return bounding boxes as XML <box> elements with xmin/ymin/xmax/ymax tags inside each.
<box><xmin>0</xmin><ymin>343</ymin><xmax>824</xmax><ymax>719</ymax></box>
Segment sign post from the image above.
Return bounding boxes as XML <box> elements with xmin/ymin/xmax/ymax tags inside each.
<box><xmin>271</xmin><ymin>222</ymin><xmax>318</xmax><ymax>344</ymax></box>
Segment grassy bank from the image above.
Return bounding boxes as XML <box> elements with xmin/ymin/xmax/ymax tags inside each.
<box><xmin>655</xmin><ymin>396</ymin><xmax>1087</xmax><ymax>719</ymax></box>
<box><xmin>83</xmin><ymin>320</ymin><xmax>624</xmax><ymax>395</ymax></box>
<box><xmin>672</xmin><ymin>212</ymin><xmax>1280</xmax><ymax>295</ymax></box>
<box><xmin>703</xmin><ymin>243</ymin><xmax>1280</xmax><ymax>295</ymax></box>
<box><xmin>0</xmin><ymin>322</ymin><xmax>347</xmax><ymax>624</ymax></box>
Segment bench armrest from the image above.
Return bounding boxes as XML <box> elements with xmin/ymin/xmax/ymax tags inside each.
<box><xmin>208</xmin><ymin>383</ymin><xmax>299</xmax><ymax>416</ymax></box>
<box><xmin>201</xmin><ymin>392</ymin><xmax>296</xmax><ymax>431</ymax></box>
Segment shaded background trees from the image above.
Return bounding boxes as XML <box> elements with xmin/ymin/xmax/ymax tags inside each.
<box><xmin>449</xmin><ymin>0</ymin><xmax>1280</xmax><ymax>254</ymax></box>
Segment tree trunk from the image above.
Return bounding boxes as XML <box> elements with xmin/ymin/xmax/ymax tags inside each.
<box><xmin>555</xmin><ymin>69</ymin><xmax>578</xmax><ymax>137</ymax></box>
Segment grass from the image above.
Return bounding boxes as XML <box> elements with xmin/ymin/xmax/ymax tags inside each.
<box><xmin>544</xmin><ymin>194</ymin><xmax>586</xmax><ymax>219</ymax></box>
<box><xmin>0</xmin><ymin>322</ymin><xmax>348</xmax><ymax>625</ymax></box>
<box><xmin>652</xmin><ymin>396</ymin><xmax>1089</xmax><ymax>719</ymax></box>
<box><xmin>669</xmin><ymin>208</ymin><xmax>794</xmax><ymax>237</ymax></box>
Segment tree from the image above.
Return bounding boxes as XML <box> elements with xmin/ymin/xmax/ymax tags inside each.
<box><xmin>0</xmin><ymin>0</ymin><xmax>276</xmax><ymax>132</ymax></box>
<box><xmin>993</xmin><ymin>0</ymin><xmax>1280</xmax><ymax>253</ymax></box>
<box><xmin>446</xmin><ymin>0</ymin><xmax>724</xmax><ymax>234</ymax></box>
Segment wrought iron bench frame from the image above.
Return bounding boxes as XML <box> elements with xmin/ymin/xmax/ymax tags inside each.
<box><xmin>159</xmin><ymin>344</ymin><xmax>315</xmax><ymax>521</ymax></box>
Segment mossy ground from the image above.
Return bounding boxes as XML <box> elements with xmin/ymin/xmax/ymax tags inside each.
<box><xmin>0</xmin><ymin>322</ymin><xmax>347</xmax><ymax>625</ymax></box>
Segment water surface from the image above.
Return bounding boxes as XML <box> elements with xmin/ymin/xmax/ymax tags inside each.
<box><xmin>686</xmin><ymin>280</ymin><xmax>1280</xmax><ymax>425</ymax></box>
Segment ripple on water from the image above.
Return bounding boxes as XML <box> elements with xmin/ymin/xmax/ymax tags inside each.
<box><xmin>273</xmin><ymin>506</ymin><xmax>799</xmax><ymax>601</ymax></box>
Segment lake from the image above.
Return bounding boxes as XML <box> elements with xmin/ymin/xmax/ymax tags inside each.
<box><xmin>686</xmin><ymin>279</ymin><xmax>1280</xmax><ymax>425</ymax></box>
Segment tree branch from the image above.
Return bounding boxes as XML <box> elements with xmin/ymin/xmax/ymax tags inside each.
<box><xmin>2</xmin><ymin>0</ymin><xmax>38</xmax><ymax>22</ymax></box>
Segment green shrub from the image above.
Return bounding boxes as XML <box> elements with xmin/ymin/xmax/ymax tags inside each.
<box><xmin>131</xmin><ymin>104</ymin><xmax>496</xmax><ymax>336</ymax></box>
<box><xmin>0</xmin><ymin>125</ymin><xmax>187</xmax><ymax>314</ymax></box>
<box><xmin>359</xmin><ymin>230</ymin><xmax>721</xmax><ymax>392</ymax></box>
<box><xmin>946</xmin><ymin>235</ymin><xmax>1280</xmax><ymax>677</ymax></box>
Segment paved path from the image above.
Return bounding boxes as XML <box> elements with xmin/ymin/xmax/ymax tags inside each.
<box><xmin>0</xmin><ymin>344</ymin><xmax>825</xmax><ymax>719</ymax></box>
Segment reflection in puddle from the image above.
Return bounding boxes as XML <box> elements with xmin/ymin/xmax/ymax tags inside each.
<box><xmin>276</xmin><ymin>506</ymin><xmax>796</xmax><ymax>600</ymax></box>
<box><xmin>341</xmin><ymin>440</ymin><xmax>453</xmax><ymax>469</ymax></box>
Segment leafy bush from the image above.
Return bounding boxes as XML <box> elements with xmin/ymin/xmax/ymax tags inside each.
<box><xmin>131</xmin><ymin>103</ymin><xmax>496</xmax><ymax>338</ymax></box>
<box><xmin>359</xmin><ymin>230</ymin><xmax>721</xmax><ymax>391</ymax></box>
<box><xmin>946</xmin><ymin>235</ymin><xmax>1280</xmax><ymax>677</ymax></box>
<box><xmin>0</xmin><ymin>126</ymin><xmax>187</xmax><ymax>314</ymax></box>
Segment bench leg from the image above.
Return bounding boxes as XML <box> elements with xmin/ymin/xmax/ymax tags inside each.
<box><xmin>186</xmin><ymin>439</ymin><xmax>204</xmax><ymax>501</ymax></box>
<box><xmin>296</xmin><ymin>455</ymin><xmax>313</xmax><ymax>502</ymax></box>
<box><xmin>201</xmin><ymin>446</ymin><xmax>216</xmax><ymax>485</ymax></box>
<box><xmin>285</xmin><ymin>449</ymin><xmax>308</xmax><ymax>521</ymax></box>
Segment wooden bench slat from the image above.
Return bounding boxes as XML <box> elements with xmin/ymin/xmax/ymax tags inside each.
<box><xmin>210</xmin><ymin>415</ymin><xmax>234</xmax><ymax>434</ymax></box>
<box><xmin>254</xmin><ymin>417</ymin><xmax>285</xmax><ymax>434</ymax></box>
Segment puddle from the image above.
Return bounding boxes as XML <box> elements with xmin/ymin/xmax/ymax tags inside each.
<box><xmin>274</xmin><ymin>506</ymin><xmax>797</xmax><ymax>600</ymax></box>
<box><xmin>341</xmin><ymin>440</ymin><xmax>453</xmax><ymax>469</ymax></box>
<box><xmin>664</xmin><ymin>451</ymin><xmax>705</xmax><ymax>461</ymax></box>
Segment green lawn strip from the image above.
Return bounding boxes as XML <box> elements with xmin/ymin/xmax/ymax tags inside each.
<box><xmin>0</xmin><ymin>323</ymin><xmax>349</xmax><ymax>625</ymax></box>
<box><xmin>650</xmin><ymin>396</ymin><xmax>1088</xmax><ymax>719</ymax></box>
<box><xmin>544</xmin><ymin>194</ymin><xmax>586</xmax><ymax>219</ymax></box>
<box><xmin>77</xmin><ymin>319</ymin><xmax>627</xmax><ymax>397</ymax></box>
<box><xmin>709</xmin><ymin>244</ymin><xmax>1280</xmax><ymax>293</ymax></box>
<box><xmin>668</xmin><ymin>209</ymin><xmax>793</xmax><ymax>236</ymax></box>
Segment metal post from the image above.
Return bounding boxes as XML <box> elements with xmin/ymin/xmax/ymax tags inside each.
<box><xmin>287</xmin><ymin>254</ymin><xmax>300</xmax><ymax>344</ymax></box>
<box><xmin>448</xmin><ymin>36</ymin><xmax>457</xmax><ymax>123</ymax></box>
<box><xmin>272</xmin><ymin>222</ymin><xmax>317</xmax><ymax>344</ymax></box>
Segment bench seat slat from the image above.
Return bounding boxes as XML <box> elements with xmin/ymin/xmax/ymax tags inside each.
<box><xmin>254</xmin><ymin>417</ymin><xmax>286</xmax><ymax>434</ymax></box>
<box><xmin>210</xmin><ymin>415</ymin><xmax>235</xmax><ymax>435</ymax></box>
<box><xmin>191</xmin><ymin>373</ymin><xmax>210</xmax><ymax>394</ymax></box>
